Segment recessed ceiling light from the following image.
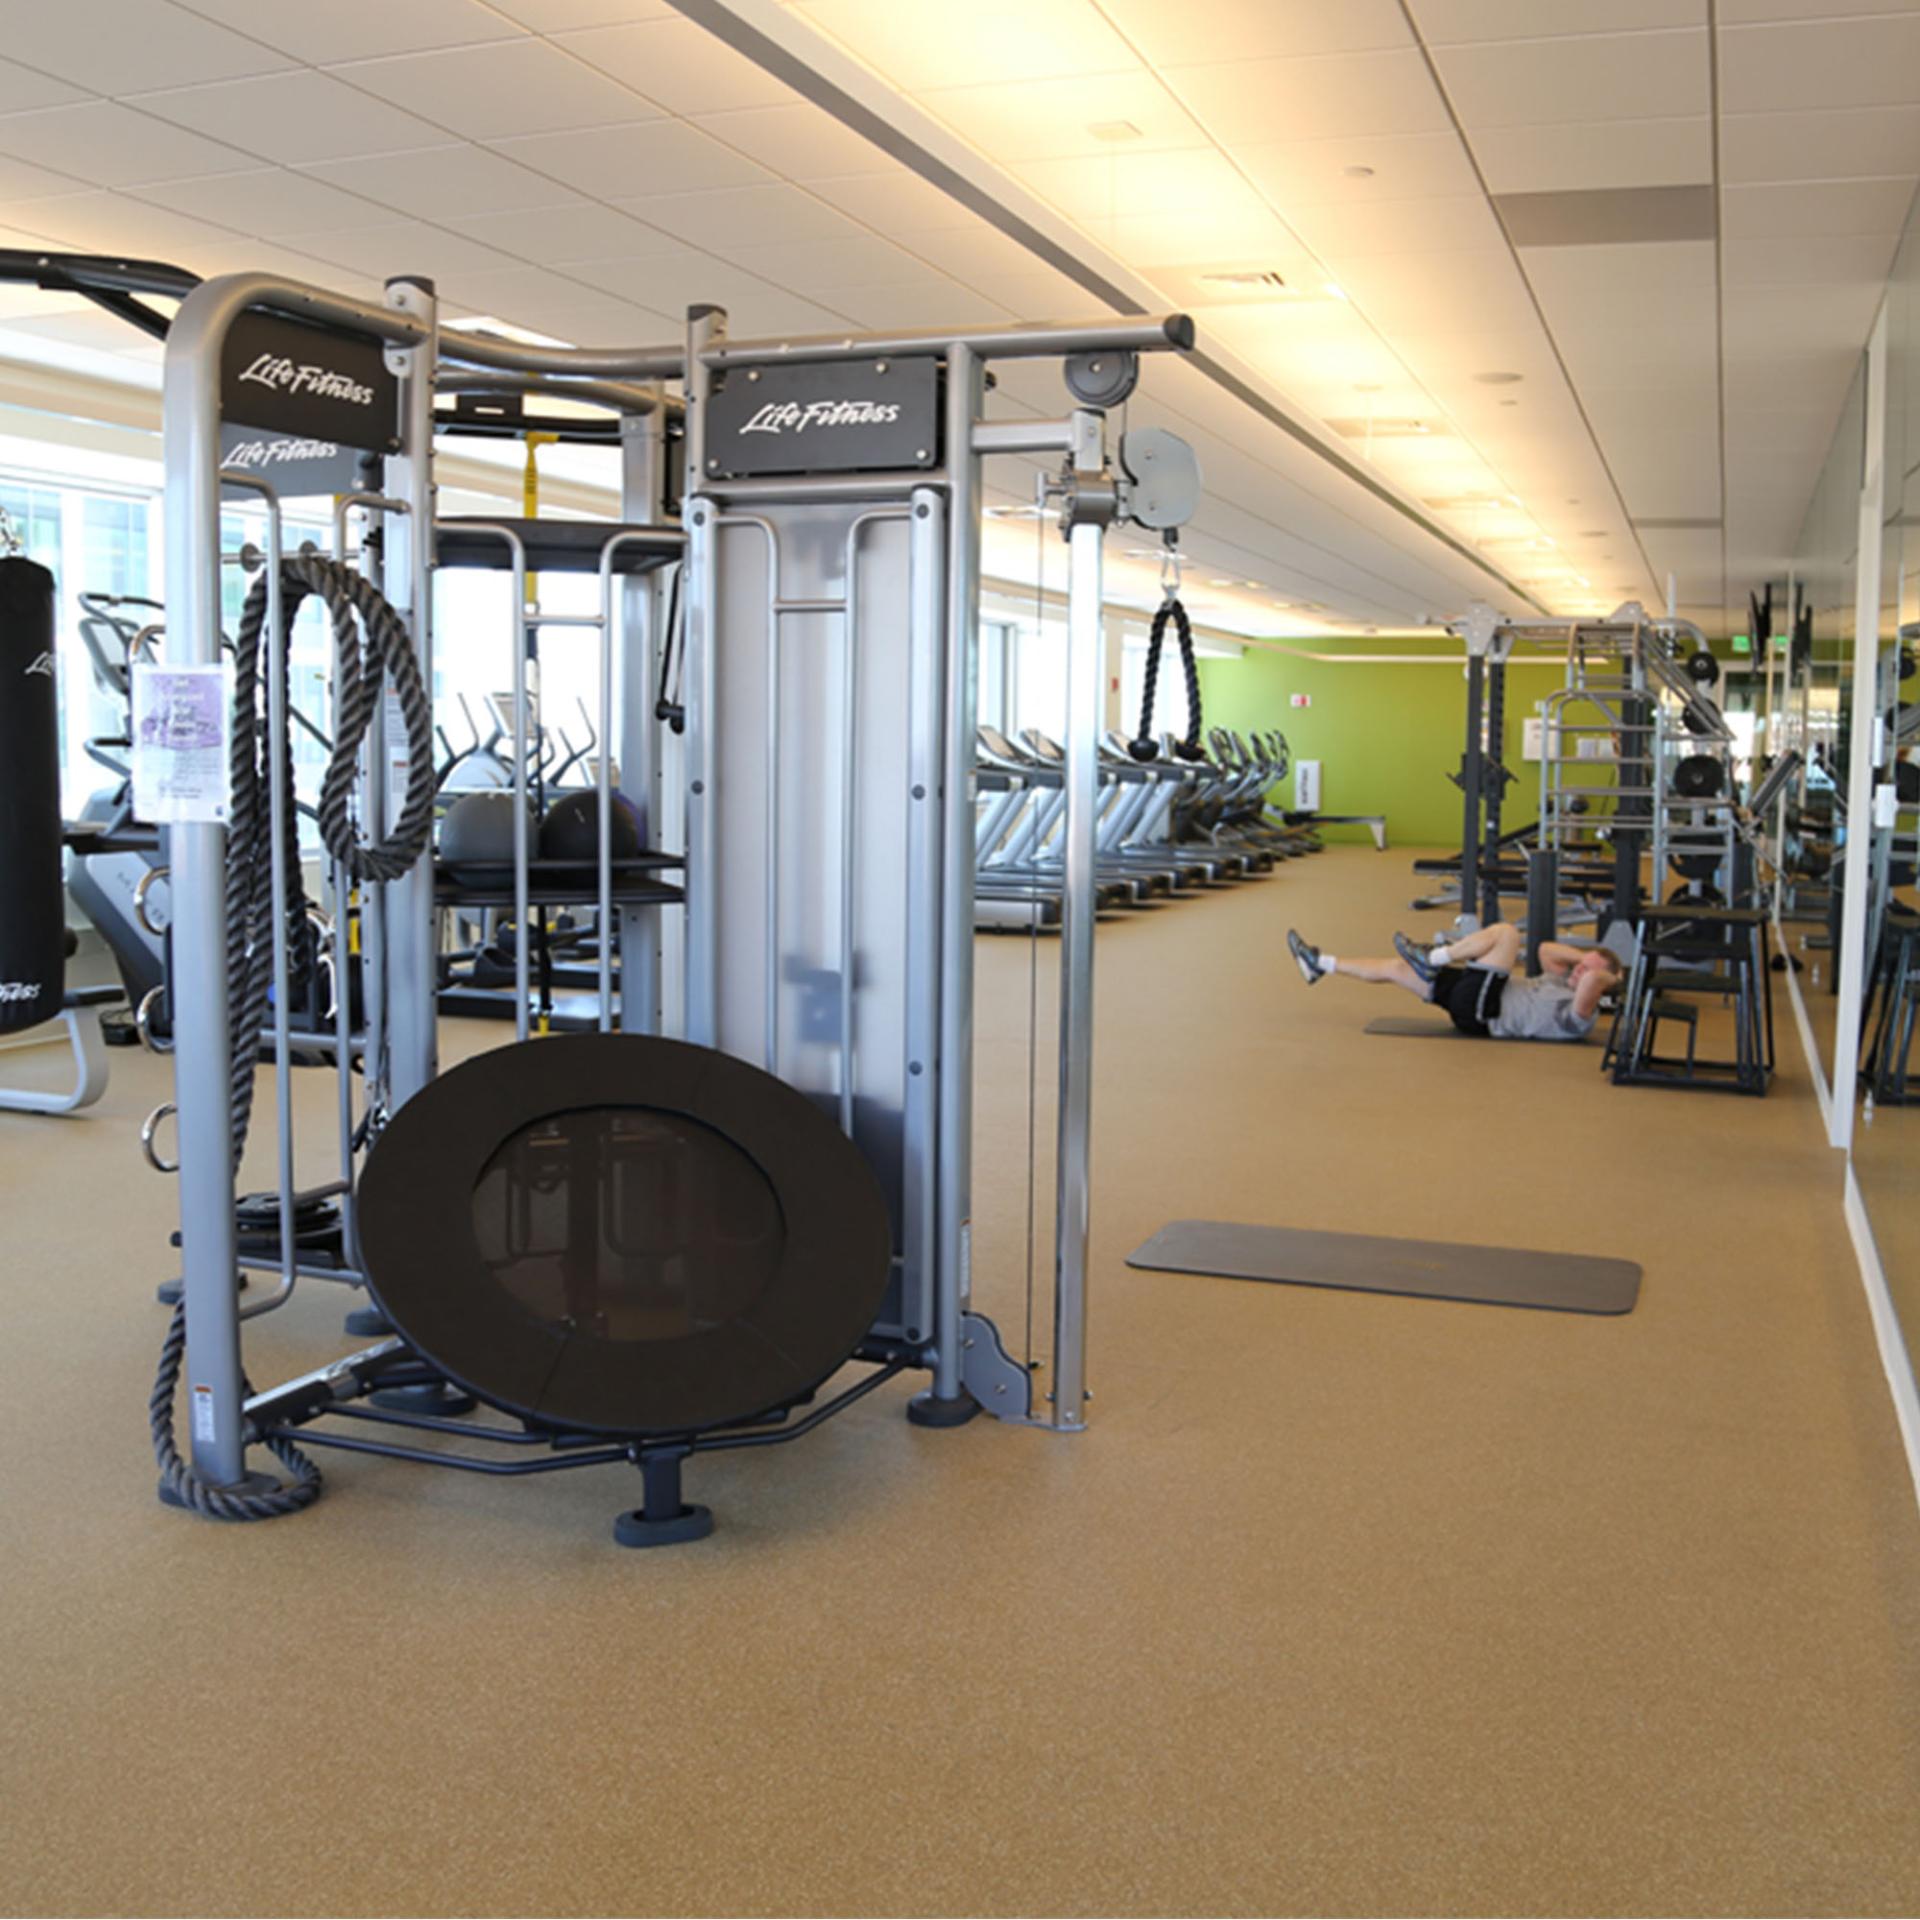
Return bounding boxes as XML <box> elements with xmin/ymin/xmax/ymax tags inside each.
<box><xmin>1088</xmin><ymin>119</ymin><xmax>1143</xmax><ymax>142</ymax></box>
<box><xmin>1326</xmin><ymin>416</ymin><xmax>1430</xmax><ymax>437</ymax></box>
<box><xmin>1498</xmin><ymin>399</ymin><xmax>1519</xmax><ymax>407</ymax></box>
<box><xmin>1209</xmin><ymin>577</ymin><xmax>1235</xmax><ymax>587</ymax></box>
<box><xmin>1241</xmin><ymin>579</ymin><xmax>1262</xmax><ymax>589</ymax></box>
<box><xmin>1581</xmin><ymin>530</ymin><xmax>1607</xmax><ymax>538</ymax></box>
<box><xmin>1473</xmin><ymin>371</ymin><xmax>1523</xmax><ymax>385</ymax></box>
<box><xmin>1198</xmin><ymin>268</ymin><xmax>1291</xmax><ymax>292</ymax></box>
<box><xmin>1354</xmin><ymin>382</ymin><xmax>1384</xmax><ymax>394</ymax></box>
<box><xmin>1322</xmin><ymin>282</ymin><xmax>1348</xmax><ymax>300</ymax></box>
<box><xmin>1343</xmin><ymin>164</ymin><xmax>1375</xmax><ymax>179</ymax></box>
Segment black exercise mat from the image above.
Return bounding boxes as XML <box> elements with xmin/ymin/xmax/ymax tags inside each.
<box><xmin>1127</xmin><ymin>1219</ymin><xmax>1640</xmax><ymax>1315</ymax></box>
<box><xmin>1364</xmin><ymin>1015</ymin><xmax>1468</xmax><ymax>1037</ymax></box>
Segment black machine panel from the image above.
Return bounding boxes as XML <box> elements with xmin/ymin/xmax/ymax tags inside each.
<box><xmin>356</xmin><ymin>1034</ymin><xmax>895</xmax><ymax>1437</ymax></box>
<box><xmin>702</xmin><ymin>355</ymin><xmax>940</xmax><ymax>478</ymax></box>
<box><xmin>220</xmin><ymin>309</ymin><xmax>401</xmax><ymax>454</ymax></box>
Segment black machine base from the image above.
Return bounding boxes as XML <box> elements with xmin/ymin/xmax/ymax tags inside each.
<box><xmin>157</xmin><ymin>1469</ymin><xmax>282</xmax><ymax>1510</ymax></box>
<box><xmin>371</xmin><ymin>1381</ymin><xmax>478</xmax><ymax>1416</ymax></box>
<box><xmin>614</xmin><ymin>1502</ymin><xmax>715</xmax><ymax>1549</ymax></box>
<box><xmin>906</xmin><ymin>1389</ymin><xmax>981</xmax><ymax>1428</ymax></box>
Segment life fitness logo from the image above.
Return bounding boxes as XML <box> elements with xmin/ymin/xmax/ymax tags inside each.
<box><xmin>225</xmin><ymin>436</ymin><xmax>343</xmax><ymax>471</ymax></box>
<box><xmin>238</xmin><ymin>353</ymin><xmax>377</xmax><ymax>408</ymax></box>
<box><xmin>740</xmin><ymin>398</ymin><xmax>901</xmax><ymax>437</ymax></box>
<box><xmin>0</xmin><ymin>980</ymin><xmax>43</xmax><ymax>1005</ymax></box>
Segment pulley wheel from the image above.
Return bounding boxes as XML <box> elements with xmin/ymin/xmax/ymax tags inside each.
<box><xmin>1064</xmin><ymin>348</ymin><xmax>1139</xmax><ymax>408</ymax></box>
<box><xmin>356</xmin><ymin>1034</ymin><xmax>894</xmax><ymax>1437</ymax></box>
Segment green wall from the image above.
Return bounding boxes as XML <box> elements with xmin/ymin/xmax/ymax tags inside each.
<box><xmin>1196</xmin><ymin>639</ymin><xmax>1569</xmax><ymax>848</ymax></box>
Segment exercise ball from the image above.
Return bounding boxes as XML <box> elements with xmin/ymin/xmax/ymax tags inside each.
<box><xmin>439</xmin><ymin>790</ymin><xmax>532</xmax><ymax>864</ymax></box>
<box><xmin>539</xmin><ymin>789</ymin><xmax>643</xmax><ymax>862</ymax></box>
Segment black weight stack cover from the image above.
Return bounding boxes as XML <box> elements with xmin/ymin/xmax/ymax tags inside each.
<box><xmin>0</xmin><ymin>556</ymin><xmax>63</xmax><ymax>1035</ymax></box>
<box><xmin>356</xmin><ymin>1034</ymin><xmax>895</xmax><ymax>1438</ymax></box>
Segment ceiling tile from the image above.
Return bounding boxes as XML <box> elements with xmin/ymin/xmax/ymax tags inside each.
<box><xmin>1722</xmin><ymin>231</ymin><xmax>1902</xmax><ymax>288</ymax></box>
<box><xmin>1719</xmin><ymin>15</ymin><xmax>1920</xmax><ymax>113</ymax></box>
<box><xmin>329</xmin><ymin>41</ymin><xmax>655</xmax><ymax>141</ymax></box>
<box><xmin>1718</xmin><ymin>0</ymin><xmax>1920</xmax><ymax>23</ymax></box>
<box><xmin>1432</xmin><ymin>30</ymin><xmax>1709</xmax><ymax>129</ymax></box>
<box><xmin>1720</xmin><ymin>105</ymin><xmax>1920</xmax><ymax>185</ymax></box>
<box><xmin>0</xmin><ymin>187</ymin><xmax>243</xmax><ymax>260</ymax></box>
<box><xmin>558</xmin><ymin>247</ymin><xmax>710</xmax><ymax>303</ymax></box>
<box><xmin>1470</xmin><ymin>115</ymin><xmax>1711</xmax><ymax>193</ymax></box>
<box><xmin>1291</xmin><ymin>192</ymin><xmax>1507</xmax><ymax>257</ymax></box>
<box><xmin>608</xmin><ymin>182</ymin><xmax>863</xmax><ymax>249</ymax></box>
<box><xmin>490</xmin><ymin>119</ymin><xmax>770</xmax><ymax>198</ymax></box>
<box><xmin>555</xmin><ymin>17</ymin><xmax>799</xmax><ymax>114</ymax></box>
<box><xmin>691</xmin><ymin>103</ymin><xmax>891</xmax><ymax>180</ymax></box>
<box><xmin>301</xmin><ymin>143</ymin><xmax>577</xmax><ymax>220</ymax></box>
<box><xmin>445</xmin><ymin>201</ymin><xmax>682</xmax><ymax>264</ymax></box>
<box><xmin>181</xmin><ymin>0</ymin><xmax>527</xmax><ymax>61</ymax></box>
<box><xmin>791</xmin><ymin>0</ymin><xmax>1139</xmax><ymax>89</ymax></box>
<box><xmin>919</xmin><ymin>71</ymin><xmax>1206</xmax><ymax>164</ymax></box>
<box><xmin>483</xmin><ymin>0</ymin><xmax>677</xmax><ymax>23</ymax></box>
<box><xmin>1018</xmin><ymin>147</ymin><xmax>1261</xmax><ymax>223</ymax></box>
<box><xmin>1335</xmin><ymin>247</ymin><xmax>1541</xmax><ymax>333</ymax></box>
<box><xmin>804</xmin><ymin>169</ymin><xmax>977</xmax><ymax>231</ymax></box>
<box><xmin>1721</xmin><ymin>177</ymin><xmax>1918</xmax><ymax>240</ymax></box>
<box><xmin>132</xmin><ymin>71</ymin><xmax>448</xmax><ymax>166</ymax></box>
<box><xmin>0</xmin><ymin>0</ymin><xmax>295</xmax><ymax>94</ymax></box>
<box><xmin>1237</xmin><ymin>131</ymin><xmax>1479</xmax><ymax>210</ymax></box>
<box><xmin>128</xmin><ymin>167</ymin><xmax>393</xmax><ymax>236</ymax></box>
<box><xmin>0</xmin><ymin>60</ymin><xmax>90</xmax><ymax>115</ymax></box>
<box><xmin>1101</xmin><ymin>0</ymin><xmax>1411</xmax><ymax>64</ymax></box>
<box><xmin>1168</xmin><ymin>49</ymin><xmax>1451</xmax><ymax>144</ymax></box>
<box><xmin>1410</xmin><ymin>0</ymin><xmax>1704</xmax><ymax>41</ymax></box>
<box><xmin>0</xmin><ymin>153</ymin><xmax>90</xmax><ymax>200</ymax></box>
<box><xmin>1498</xmin><ymin>184</ymin><xmax>1716</xmax><ymax>246</ymax></box>
<box><xmin>729</xmin><ymin>232</ymin><xmax>934</xmax><ymax>290</ymax></box>
<box><xmin>0</xmin><ymin>102</ymin><xmax>258</xmax><ymax>186</ymax></box>
<box><xmin>293</xmin><ymin>221</ymin><xmax>527</xmax><ymax>282</ymax></box>
<box><xmin>820</xmin><ymin>279</ymin><xmax>1013</xmax><ymax>328</ymax></box>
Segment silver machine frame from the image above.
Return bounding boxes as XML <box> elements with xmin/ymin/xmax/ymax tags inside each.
<box><xmin>157</xmin><ymin>264</ymin><xmax>1195</xmax><ymax>1503</ymax></box>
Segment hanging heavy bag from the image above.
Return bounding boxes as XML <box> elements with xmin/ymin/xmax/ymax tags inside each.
<box><xmin>0</xmin><ymin>555</ymin><xmax>64</xmax><ymax>1036</ymax></box>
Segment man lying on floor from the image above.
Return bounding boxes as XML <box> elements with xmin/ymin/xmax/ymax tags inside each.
<box><xmin>1287</xmin><ymin>919</ymin><xmax>1623</xmax><ymax>1042</ymax></box>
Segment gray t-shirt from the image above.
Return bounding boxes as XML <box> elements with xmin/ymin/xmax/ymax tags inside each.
<box><xmin>1488</xmin><ymin>974</ymin><xmax>1595</xmax><ymax>1043</ymax></box>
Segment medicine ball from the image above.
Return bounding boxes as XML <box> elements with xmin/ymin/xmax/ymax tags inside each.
<box><xmin>439</xmin><ymin>790</ymin><xmax>533</xmax><ymax>865</ymax></box>
<box><xmin>538</xmin><ymin>789</ymin><xmax>643</xmax><ymax>862</ymax></box>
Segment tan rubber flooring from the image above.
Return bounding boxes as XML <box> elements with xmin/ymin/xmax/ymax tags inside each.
<box><xmin>4</xmin><ymin>846</ymin><xmax>1920</xmax><ymax>1917</ymax></box>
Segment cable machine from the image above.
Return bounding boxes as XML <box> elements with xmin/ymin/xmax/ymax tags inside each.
<box><xmin>24</xmin><ymin>252</ymin><xmax>1200</xmax><ymax>1544</ymax></box>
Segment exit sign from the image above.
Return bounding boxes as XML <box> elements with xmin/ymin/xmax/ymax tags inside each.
<box><xmin>1732</xmin><ymin>633</ymin><xmax>1751</xmax><ymax>654</ymax></box>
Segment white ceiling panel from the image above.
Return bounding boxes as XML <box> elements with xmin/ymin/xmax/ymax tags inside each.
<box><xmin>1470</xmin><ymin>117</ymin><xmax>1712</xmax><ymax>194</ymax></box>
<box><xmin>793</xmin><ymin>0</ymin><xmax>1138</xmax><ymax>90</ymax></box>
<box><xmin>609</xmin><ymin>181</ymin><xmax>864</xmax><ymax>248</ymax></box>
<box><xmin>557</xmin><ymin>17</ymin><xmax>798</xmax><ymax>115</ymax></box>
<box><xmin>0</xmin><ymin>1</ymin><xmax>295</xmax><ymax>94</ymax></box>
<box><xmin>132</xmin><ymin>72</ymin><xmax>449</xmax><ymax>167</ymax></box>
<box><xmin>1433</xmin><ymin>30</ymin><xmax>1709</xmax><ymax>130</ymax></box>
<box><xmin>729</xmin><ymin>232</ymin><xmax>934</xmax><ymax>289</ymax></box>
<box><xmin>490</xmin><ymin>119</ymin><xmax>771</xmax><ymax>197</ymax></box>
<box><xmin>803</xmin><ymin>169</ymin><xmax>976</xmax><ymax>231</ymax></box>
<box><xmin>821</xmin><ymin>279</ymin><xmax>1014</xmax><ymax>327</ymax></box>
<box><xmin>1721</xmin><ymin>231</ymin><xmax>1901</xmax><ymax>289</ymax></box>
<box><xmin>1522</xmin><ymin>238</ymin><xmax>1716</xmax><ymax>302</ymax></box>
<box><xmin>918</xmin><ymin>71</ymin><xmax>1206</xmax><ymax>165</ymax></box>
<box><xmin>1720</xmin><ymin>105</ymin><xmax>1920</xmax><ymax>187</ymax></box>
<box><xmin>0</xmin><ymin>59</ymin><xmax>89</xmax><ymax>116</ymax></box>
<box><xmin>128</xmin><ymin>167</ymin><xmax>393</xmax><ymax>237</ymax></box>
<box><xmin>1235</xmin><ymin>131</ymin><xmax>1479</xmax><ymax>210</ymax></box>
<box><xmin>1100</xmin><ymin>0</ymin><xmax>1411</xmax><ymax>65</ymax></box>
<box><xmin>1165</xmin><ymin>50</ymin><xmax>1453</xmax><ymax>145</ymax></box>
<box><xmin>1721</xmin><ymin>177</ymin><xmax>1918</xmax><ymax>240</ymax></box>
<box><xmin>0</xmin><ymin>102</ymin><xmax>258</xmax><ymax>187</ymax></box>
<box><xmin>331</xmin><ymin>42</ymin><xmax>655</xmax><ymax>142</ymax></box>
<box><xmin>482</xmin><ymin>0</ymin><xmax>678</xmax><ymax>28</ymax></box>
<box><xmin>300</xmin><ymin>143</ymin><xmax>578</xmax><ymax>220</ymax></box>
<box><xmin>1410</xmin><ymin>0</ymin><xmax>1705</xmax><ymax>42</ymax></box>
<box><xmin>0</xmin><ymin>153</ymin><xmax>90</xmax><ymax>201</ymax></box>
<box><xmin>1015</xmin><ymin>147</ymin><xmax>1262</xmax><ymax>226</ymax></box>
<box><xmin>1290</xmin><ymin>192</ymin><xmax>1507</xmax><ymax>257</ymax></box>
<box><xmin>1720</xmin><ymin>0</ymin><xmax>1920</xmax><ymax>18</ymax></box>
<box><xmin>181</xmin><ymin>0</ymin><xmax>526</xmax><ymax>62</ymax></box>
<box><xmin>292</xmin><ymin>220</ymin><xmax>526</xmax><ymax>282</ymax></box>
<box><xmin>691</xmin><ymin>103</ymin><xmax>890</xmax><ymax>180</ymax></box>
<box><xmin>445</xmin><ymin>200</ymin><xmax>687</xmax><ymax>264</ymax></box>
<box><xmin>1719</xmin><ymin>14</ymin><xmax>1920</xmax><ymax>112</ymax></box>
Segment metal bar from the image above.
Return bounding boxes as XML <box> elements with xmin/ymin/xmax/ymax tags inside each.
<box><xmin>595</xmin><ymin>531</ymin><xmax>660</xmax><ymax>1032</ymax></box>
<box><xmin>970</xmin><ymin>419</ymin><xmax>1080</xmax><ymax>456</ymax></box>
<box><xmin>434</xmin><ymin>367</ymin><xmax>666</xmax><ymax>415</ymax></box>
<box><xmin>682</xmin><ymin>305</ymin><xmax>723</xmax><ymax>1046</ymax></box>
<box><xmin>704</xmin><ymin>471</ymin><xmax>949</xmax><ymax>505</ymax></box>
<box><xmin>269</xmin><ymin>1427</ymin><xmax>630</xmax><ymax>1474</ymax></box>
<box><xmin>1052</xmin><ymin>462</ymin><xmax>1103</xmax><ymax>1435</ymax></box>
<box><xmin>931</xmin><ymin>342</ymin><xmax>982</xmax><ymax>1406</ymax></box>
<box><xmin>703</xmin><ymin>313</ymin><xmax>1194</xmax><ymax>370</ymax></box>
<box><xmin>437</xmin><ymin>333</ymin><xmax>685</xmax><ymax>382</ymax></box>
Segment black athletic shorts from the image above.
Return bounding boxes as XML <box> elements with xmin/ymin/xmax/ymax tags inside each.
<box><xmin>1430</xmin><ymin>964</ymin><xmax>1506</xmax><ymax>1037</ymax></box>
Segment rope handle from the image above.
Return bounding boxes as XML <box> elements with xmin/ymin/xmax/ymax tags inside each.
<box><xmin>1130</xmin><ymin>590</ymin><xmax>1205</xmax><ymax>763</ymax></box>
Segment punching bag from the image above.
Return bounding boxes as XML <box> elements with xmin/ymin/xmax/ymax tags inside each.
<box><xmin>0</xmin><ymin>555</ymin><xmax>65</xmax><ymax>1035</ymax></box>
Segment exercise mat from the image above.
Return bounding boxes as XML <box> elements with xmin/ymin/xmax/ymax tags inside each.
<box><xmin>1127</xmin><ymin>1219</ymin><xmax>1640</xmax><ymax>1314</ymax></box>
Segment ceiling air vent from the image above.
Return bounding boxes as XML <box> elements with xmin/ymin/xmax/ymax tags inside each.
<box><xmin>1326</xmin><ymin>417</ymin><xmax>1431</xmax><ymax>439</ymax></box>
<box><xmin>1198</xmin><ymin>268</ymin><xmax>1290</xmax><ymax>292</ymax></box>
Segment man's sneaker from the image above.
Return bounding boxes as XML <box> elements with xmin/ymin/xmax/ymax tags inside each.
<box><xmin>1288</xmin><ymin>929</ymin><xmax>1324</xmax><ymax>985</ymax></box>
<box><xmin>1393</xmin><ymin>931</ymin><xmax>1437</xmax><ymax>982</ymax></box>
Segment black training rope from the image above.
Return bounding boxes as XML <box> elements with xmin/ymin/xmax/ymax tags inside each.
<box><xmin>1130</xmin><ymin>591</ymin><xmax>1204</xmax><ymax>762</ymax></box>
<box><xmin>151</xmin><ymin>554</ymin><xmax>431</xmax><ymax>1521</ymax></box>
<box><xmin>655</xmin><ymin>561</ymin><xmax>686</xmax><ymax>734</ymax></box>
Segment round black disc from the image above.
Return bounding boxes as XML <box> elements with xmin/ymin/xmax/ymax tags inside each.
<box><xmin>355</xmin><ymin>1034</ymin><xmax>894</xmax><ymax>1437</ymax></box>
